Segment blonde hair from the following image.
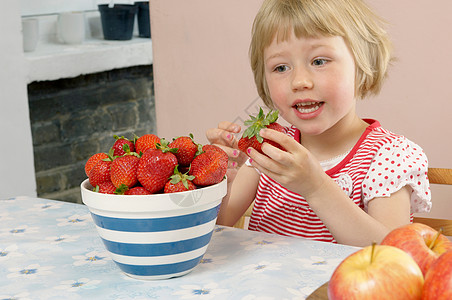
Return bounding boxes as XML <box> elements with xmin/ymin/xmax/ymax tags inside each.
<box><xmin>250</xmin><ymin>0</ymin><xmax>394</xmax><ymax>108</ymax></box>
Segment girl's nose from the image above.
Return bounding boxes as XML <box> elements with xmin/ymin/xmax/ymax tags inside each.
<box><xmin>291</xmin><ymin>68</ymin><xmax>313</xmax><ymax>91</ymax></box>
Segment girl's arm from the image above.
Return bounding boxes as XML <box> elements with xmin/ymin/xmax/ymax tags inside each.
<box><xmin>305</xmin><ymin>177</ymin><xmax>411</xmax><ymax>246</ymax></box>
<box><xmin>248</xmin><ymin>128</ymin><xmax>412</xmax><ymax>247</ymax></box>
<box><xmin>216</xmin><ymin>164</ymin><xmax>260</xmax><ymax>226</ymax></box>
<box><xmin>206</xmin><ymin>121</ymin><xmax>259</xmax><ymax>226</ymax></box>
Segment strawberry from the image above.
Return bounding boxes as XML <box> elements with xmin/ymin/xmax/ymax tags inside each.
<box><xmin>125</xmin><ymin>186</ymin><xmax>152</xmax><ymax>195</ymax></box>
<box><xmin>238</xmin><ymin>108</ymin><xmax>286</xmax><ymax>155</ymax></box>
<box><xmin>94</xmin><ymin>181</ymin><xmax>117</xmax><ymax>194</ymax></box>
<box><xmin>202</xmin><ymin>144</ymin><xmax>229</xmax><ymax>161</ymax></box>
<box><xmin>110</xmin><ymin>153</ymin><xmax>140</xmax><ymax>188</ymax></box>
<box><xmin>135</xmin><ymin>134</ymin><xmax>160</xmax><ymax>155</ymax></box>
<box><xmin>112</xmin><ymin>135</ymin><xmax>135</xmax><ymax>157</ymax></box>
<box><xmin>168</xmin><ymin>134</ymin><xmax>202</xmax><ymax>167</ymax></box>
<box><xmin>88</xmin><ymin>156</ymin><xmax>113</xmax><ymax>187</ymax></box>
<box><xmin>189</xmin><ymin>146</ymin><xmax>228</xmax><ymax>186</ymax></box>
<box><xmin>164</xmin><ymin>166</ymin><xmax>196</xmax><ymax>193</ymax></box>
<box><xmin>115</xmin><ymin>184</ymin><xmax>152</xmax><ymax>195</ymax></box>
<box><xmin>137</xmin><ymin>140</ymin><xmax>178</xmax><ymax>194</ymax></box>
<box><xmin>85</xmin><ymin>152</ymin><xmax>109</xmax><ymax>177</ymax></box>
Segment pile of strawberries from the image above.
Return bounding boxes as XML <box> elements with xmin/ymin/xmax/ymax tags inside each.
<box><xmin>85</xmin><ymin>134</ymin><xmax>228</xmax><ymax>195</ymax></box>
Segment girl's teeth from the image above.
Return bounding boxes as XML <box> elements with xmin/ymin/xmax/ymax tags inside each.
<box><xmin>296</xmin><ymin>102</ymin><xmax>321</xmax><ymax>113</ymax></box>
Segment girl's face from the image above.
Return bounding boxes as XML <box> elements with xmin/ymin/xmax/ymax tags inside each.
<box><xmin>264</xmin><ymin>31</ymin><xmax>357</xmax><ymax>137</ymax></box>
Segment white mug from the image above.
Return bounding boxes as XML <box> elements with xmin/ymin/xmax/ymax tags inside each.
<box><xmin>58</xmin><ymin>12</ymin><xmax>85</xmax><ymax>45</ymax></box>
<box><xmin>22</xmin><ymin>18</ymin><xmax>39</xmax><ymax>52</ymax></box>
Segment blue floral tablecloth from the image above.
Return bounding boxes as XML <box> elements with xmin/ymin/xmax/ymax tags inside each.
<box><xmin>0</xmin><ymin>196</ymin><xmax>359</xmax><ymax>299</ymax></box>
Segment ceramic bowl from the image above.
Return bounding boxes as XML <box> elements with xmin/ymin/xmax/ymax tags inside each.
<box><xmin>80</xmin><ymin>178</ymin><xmax>227</xmax><ymax>280</ymax></box>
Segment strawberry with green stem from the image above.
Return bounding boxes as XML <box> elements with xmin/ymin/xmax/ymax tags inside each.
<box><xmin>88</xmin><ymin>149</ymin><xmax>114</xmax><ymax>187</ymax></box>
<box><xmin>110</xmin><ymin>144</ymin><xmax>140</xmax><ymax>188</ymax></box>
<box><xmin>169</xmin><ymin>133</ymin><xmax>202</xmax><ymax>167</ymax></box>
<box><xmin>164</xmin><ymin>166</ymin><xmax>196</xmax><ymax>193</ymax></box>
<box><xmin>238</xmin><ymin>108</ymin><xmax>286</xmax><ymax>155</ymax></box>
<box><xmin>135</xmin><ymin>133</ymin><xmax>160</xmax><ymax>155</ymax></box>
<box><xmin>189</xmin><ymin>144</ymin><xmax>228</xmax><ymax>186</ymax></box>
<box><xmin>112</xmin><ymin>135</ymin><xmax>135</xmax><ymax>157</ymax></box>
<box><xmin>137</xmin><ymin>139</ymin><xmax>178</xmax><ymax>194</ymax></box>
<box><xmin>85</xmin><ymin>152</ymin><xmax>109</xmax><ymax>177</ymax></box>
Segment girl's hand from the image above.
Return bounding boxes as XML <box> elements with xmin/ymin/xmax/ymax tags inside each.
<box><xmin>247</xmin><ymin>128</ymin><xmax>329</xmax><ymax>198</ymax></box>
<box><xmin>206</xmin><ymin>121</ymin><xmax>248</xmax><ymax>182</ymax></box>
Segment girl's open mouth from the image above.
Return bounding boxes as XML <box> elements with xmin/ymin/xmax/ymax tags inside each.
<box><xmin>294</xmin><ymin>101</ymin><xmax>324</xmax><ymax>114</ymax></box>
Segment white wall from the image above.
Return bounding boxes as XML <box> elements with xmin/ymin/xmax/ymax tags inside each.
<box><xmin>0</xmin><ymin>2</ymin><xmax>37</xmax><ymax>197</ymax></box>
<box><xmin>151</xmin><ymin>0</ymin><xmax>451</xmax><ymax>219</ymax></box>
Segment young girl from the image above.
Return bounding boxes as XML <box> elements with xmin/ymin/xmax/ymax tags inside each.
<box><xmin>206</xmin><ymin>0</ymin><xmax>431</xmax><ymax>247</ymax></box>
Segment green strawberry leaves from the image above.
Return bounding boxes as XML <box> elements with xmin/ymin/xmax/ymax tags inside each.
<box><xmin>169</xmin><ymin>166</ymin><xmax>195</xmax><ymax>189</ymax></box>
<box><xmin>242</xmin><ymin>108</ymin><xmax>280</xmax><ymax>143</ymax></box>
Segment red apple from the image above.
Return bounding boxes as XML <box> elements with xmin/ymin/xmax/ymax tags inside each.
<box><xmin>422</xmin><ymin>250</ymin><xmax>452</xmax><ymax>300</ymax></box>
<box><xmin>328</xmin><ymin>244</ymin><xmax>424</xmax><ymax>300</ymax></box>
<box><xmin>381</xmin><ymin>223</ymin><xmax>452</xmax><ymax>276</ymax></box>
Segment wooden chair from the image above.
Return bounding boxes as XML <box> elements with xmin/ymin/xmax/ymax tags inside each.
<box><xmin>413</xmin><ymin>167</ymin><xmax>452</xmax><ymax>236</ymax></box>
<box><xmin>233</xmin><ymin>202</ymin><xmax>254</xmax><ymax>229</ymax></box>
<box><xmin>233</xmin><ymin>168</ymin><xmax>452</xmax><ymax>235</ymax></box>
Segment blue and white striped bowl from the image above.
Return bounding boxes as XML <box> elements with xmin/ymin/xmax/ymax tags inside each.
<box><xmin>80</xmin><ymin>178</ymin><xmax>227</xmax><ymax>280</ymax></box>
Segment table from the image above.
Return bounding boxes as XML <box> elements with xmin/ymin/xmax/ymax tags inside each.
<box><xmin>1</xmin><ymin>196</ymin><xmax>359</xmax><ymax>299</ymax></box>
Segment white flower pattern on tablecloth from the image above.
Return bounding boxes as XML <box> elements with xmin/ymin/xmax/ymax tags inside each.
<box><xmin>31</xmin><ymin>202</ymin><xmax>64</xmax><ymax>212</ymax></box>
<box><xmin>57</xmin><ymin>214</ymin><xmax>91</xmax><ymax>227</ymax></box>
<box><xmin>45</xmin><ymin>234</ymin><xmax>80</xmax><ymax>245</ymax></box>
<box><xmin>7</xmin><ymin>264</ymin><xmax>54</xmax><ymax>279</ymax></box>
<box><xmin>239</xmin><ymin>261</ymin><xmax>282</xmax><ymax>276</ymax></box>
<box><xmin>198</xmin><ymin>254</ymin><xmax>228</xmax><ymax>268</ymax></box>
<box><xmin>0</xmin><ymin>244</ymin><xmax>23</xmax><ymax>262</ymax></box>
<box><xmin>0</xmin><ymin>225</ymin><xmax>39</xmax><ymax>236</ymax></box>
<box><xmin>296</xmin><ymin>256</ymin><xmax>343</xmax><ymax>271</ymax></box>
<box><xmin>172</xmin><ymin>282</ymin><xmax>228</xmax><ymax>299</ymax></box>
<box><xmin>240</xmin><ymin>237</ymin><xmax>288</xmax><ymax>250</ymax></box>
<box><xmin>54</xmin><ymin>278</ymin><xmax>102</xmax><ymax>291</ymax></box>
<box><xmin>72</xmin><ymin>250</ymin><xmax>110</xmax><ymax>266</ymax></box>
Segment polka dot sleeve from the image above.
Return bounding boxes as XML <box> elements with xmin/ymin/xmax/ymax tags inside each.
<box><xmin>362</xmin><ymin>137</ymin><xmax>431</xmax><ymax>213</ymax></box>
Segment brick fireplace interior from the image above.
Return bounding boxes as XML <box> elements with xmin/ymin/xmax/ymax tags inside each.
<box><xmin>27</xmin><ymin>65</ymin><xmax>156</xmax><ymax>203</ymax></box>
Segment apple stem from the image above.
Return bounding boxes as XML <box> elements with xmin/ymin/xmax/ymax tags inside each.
<box><xmin>428</xmin><ymin>228</ymin><xmax>443</xmax><ymax>250</ymax></box>
<box><xmin>370</xmin><ymin>241</ymin><xmax>376</xmax><ymax>264</ymax></box>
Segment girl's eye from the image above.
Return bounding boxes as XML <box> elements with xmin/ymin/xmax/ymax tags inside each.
<box><xmin>312</xmin><ymin>58</ymin><xmax>328</xmax><ymax>66</ymax></box>
<box><xmin>274</xmin><ymin>65</ymin><xmax>289</xmax><ymax>72</ymax></box>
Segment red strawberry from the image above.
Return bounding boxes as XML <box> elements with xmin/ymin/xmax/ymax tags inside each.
<box><xmin>85</xmin><ymin>152</ymin><xmax>109</xmax><ymax>177</ymax></box>
<box><xmin>94</xmin><ymin>181</ymin><xmax>116</xmax><ymax>194</ymax></box>
<box><xmin>112</xmin><ymin>135</ymin><xmax>135</xmax><ymax>157</ymax></box>
<box><xmin>164</xmin><ymin>166</ymin><xmax>196</xmax><ymax>193</ymax></box>
<box><xmin>115</xmin><ymin>184</ymin><xmax>152</xmax><ymax>195</ymax></box>
<box><xmin>135</xmin><ymin>134</ymin><xmax>160</xmax><ymax>155</ymax></box>
<box><xmin>125</xmin><ymin>186</ymin><xmax>152</xmax><ymax>195</ymax></box>
<box><xmin>110</xmin><ymin>153</ymin><xmax>140</xmax><ymax>188</ymax></box>
<box><xmin>89</xmin><ymin>157</ymin><xmax>113</xmax><ymax>187</ymax></box>
<box><xmin>189</xmin><ymin>147</ymin><xmax>228</xmax><ymax>186</ymax></box>
<box><xmin>168</xmin><ymin>134</ymin><xmax>202</xmax><ymax>167</ymax></box>
<box><xmin>202</xmin><ymin>144</ymin><xmax>229</xmax><ymax>161</ymax></box>
<box><xmin>137</xmin><ymin>140</ymin><xmax>178</xmax><ymax>194</ymax></box>
<box><xmin>238</xmin><ymin>108</ymin><xmax>286</xmax><ymax>155</ymax></box>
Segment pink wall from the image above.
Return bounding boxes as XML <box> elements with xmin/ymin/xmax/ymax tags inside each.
<box><xmin>150</xmin><ymin>0</ymin><xmax>451</xmax><ymax>218</ymax></box>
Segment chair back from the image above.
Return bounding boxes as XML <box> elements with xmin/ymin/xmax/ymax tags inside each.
<box><xmin>413</xmin><ymin>168</ymin><xmax>452</xmax><ymax>236</ymax></box>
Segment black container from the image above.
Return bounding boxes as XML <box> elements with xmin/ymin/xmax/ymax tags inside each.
<box><xmin>136</xmin><ymin>1</ymin><xmax>151</xmax><ymax>38</ymax></box>
<box><xmin>98</xmin><ymin>4</ymin><xmax>138</xmax><ymax>41</ymax></box>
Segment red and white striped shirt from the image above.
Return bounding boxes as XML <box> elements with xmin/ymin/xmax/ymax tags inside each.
<box><xmin>247</xmin><ymin>119</ymin><xmax>431</xmax><ymax>243</ymax></box>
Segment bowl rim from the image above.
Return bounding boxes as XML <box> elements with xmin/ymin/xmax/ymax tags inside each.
<box><xmin>80</xmin><ymin>178</ymin><xmax>227</xmax><ymax>213</ymax></box>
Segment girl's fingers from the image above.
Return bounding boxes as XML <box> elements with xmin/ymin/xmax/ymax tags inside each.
<box><xmin>259</xmin><ymin>128</ymin><xmax>300</xmax><ymax>153</ymax></box>
<box><xmin>206</xmin><ymin>122</ymin><xmax>241</xmax><ymax>146</ymax></box>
